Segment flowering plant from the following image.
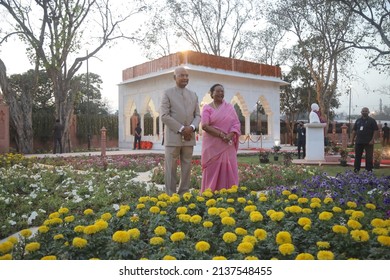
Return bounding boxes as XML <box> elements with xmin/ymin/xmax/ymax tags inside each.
<box><xmin>272</xmin><ymin>145</ymin><xmax>282</xmax><ymax>153</ymax></box>
<box><xmin>373</xmin><ymin>149</ymin><xmax>382</xmax><ymax>163</ymax></box>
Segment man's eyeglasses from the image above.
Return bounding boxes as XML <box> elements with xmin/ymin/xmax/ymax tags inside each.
<box><xmin>177</xmin><ymin>74</ymin><xmax>189</xmax><ymax>78</ymax></box>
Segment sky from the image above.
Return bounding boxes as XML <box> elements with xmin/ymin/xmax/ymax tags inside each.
<box><xmin>1</xmin><ymin>37</ymin><xmax>389</xmax><ymax>116</ymax></box>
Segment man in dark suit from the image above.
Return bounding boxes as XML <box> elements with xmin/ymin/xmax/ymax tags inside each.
<box><xmin>160</xmin><ymin>66</ymin><xmax>201</xmax><ymax>195</ymax></box>
<box><xmin>296</xmin><ymin>121</ymin><xmax>306</xmax><ymax>159</ymax></box>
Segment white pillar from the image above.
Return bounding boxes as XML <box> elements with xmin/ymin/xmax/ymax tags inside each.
<box><xmin>304</xmin><ymin>123</ymin><xmax>326</xmax><ymax>161</ymax></box>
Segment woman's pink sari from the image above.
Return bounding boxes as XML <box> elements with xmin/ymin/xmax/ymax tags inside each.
<box><xmin>201</xmin><ymin>101</ymin><xmax>241</xmax><ymax>192</ymax></box>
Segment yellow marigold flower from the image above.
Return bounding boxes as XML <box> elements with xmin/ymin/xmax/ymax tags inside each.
<box><xmin>20</xmin><ymin>229</ymin><xmax>32</xmax><ymax>238</ymax></box>
<box><xmin>188</xmin><ymin>203</ymin><xmax>196</xmax><ymax>209</ymax></box>
<box><xmin>170</xmin><ymin>232</ymin><xmax>185</xmax><ymax>242</ymax></box>
<box><xmin>222</xmin><ymin>232</ymin><xmax>237</xmax><ymax>243</ymax></box>
<box><xmin>332</xmin><ymin>207</ymin><xmax>342</xmax><ymax>213</ymax></box>
<box><xmin>221</xmin><ymin>216</ymin><xmax>236</xmax><ymax>226</ymax></box>
<box><xmin>332</xmin><ymin>225</ymin><xmax>348</xmax><ymax>234</ymax></box>
<box><xmin>286</xmin><ymin>205</ymin><xmax>302</xmax><ymax>214</ymax></box>
<box><xmin>377</xmin><ymin>236</ymin><xmax>390</xmax><ymax>246</ymax></box>
<box><xmin>49</xmin><ymin>212</ymin><xmax>60</xmax><ymax>219</ymax></box>
<box><xmin>25</xmin><ymin>242</ymin><xmax>40</xmax><ymax>252</ymax></box>
<box><xmin>206</xmin><ymin>199</ymin><xmax>217</xmax><ymax>207</ymax></box>
<box><xmin>279</xmin><ymin>243</ymin><xmax>295</xmax><ymax>256</ymax></box>
<box><xmin>219</xmin><ymin>211</ymin><xmax>230</xmax><ymax>219</ymax></box>
<box><xmin>157</xmin><ymin>201</ymin><xmax>168</xmax><ymax>208</ymax></box>
<box><xmin>64</xmin><ymin>215</ymin><xmax>75</xmax><ymax>223</ymax></box>
<box><xmin>365</xmin><ymin>203</ymin><xmax>376</xmax><ymax>210</ymax></box>
<box><xmin>295</xmin><ymin>253</ymin><xmax>315</xmax><ymax>260</ymax></box>
<box><xmin>0</xmin><ymin>241</ymin><xmax>13</xmax><ymax>254</ymax></box>
<box><xmin>0</xmin><ymin>254</ymin><xmax>12</xmax><ymax>260</ymax></box>
<box><xmin>259</xmin><ymin>196</ymin><xmax>268</xmax><ymax>202</ymax></box>
<box><xmin>372</xmin><ymin>228</ymin><xmax>388</xmax><ymax>236</ymax></box>
<box><xmin>351</xmin><ymin>211</ymin><xmax>365</xmax><ymax>220</ymax></box>
<box><xmin>203</xmin><ymin>221</ymin><xmax>213</xmax><ymax>228</ymax></box>
<box><xmin>41</xmin><ymin>255</ymin><xmax>57</xmax><ymax>260</ymax></box>
<box><xmin>150</xmin><ymin>197</ymin><xmax>158</xmax><ymax>203</ymax></box>
<box><xmin>178</xmin><ymin>214</ymin><xmax>191</xmax><ymax>222</ymax></box>
<box><xmin>237</xmin><ymin>242</ymin><xmax>254</xmax><ymax>254</ymax></box>
<box><xmin>235</xmin><ymin>227</ymin><xmax>248</xmax><ymax>236</ymax></box>
<box><xmin>84</xmin><ymin>225</ymin><xmax>99</xmax><ymax>235</ymax></box>
<box><xmin>58</xmin><ymin>207</ymin><xmax>69</xmax><ymax>214</ymax></box>
<box><xmin>245</xmin><ymin>256</ymin><xmax>259</xmax><ymax>260</ymax></box>
<box><xmin>311</xmin><ymin>197</ymin><xmax>321</xmax><ymax>203</ymax></box>
<box><xmin>154</xmin><ymin>226</ymin><xmax>167</xmax><ymax>236</ymax></box>
<box><xmin>345</xmin><ymin>209</ymin><xmax>354</xmax><ymax>215</ymax></box>
<box><xmin>202</xmin><ymin>190</ymin><xmax>213</xmax><ymax>198</ymax></box>
<box><xmin>7</xmin><ymin>236</ymin><xmax>18</xmax><ymax>245</ymax></box>
<box><xmin>112</xmin><ymin>231</ymin><xmax>130</xmax><ymax>243</ymax></box>
<box><xmin>149</xmin><ymin>237</ymin><xmax>164</xmax><ymax>246</ymax></box>
<box><xmin>38</xmin><ymin>225</ymin><xmax>50</xmax><ymax>234</ymax></box>
<box><xmin>208</xmin><ymin>207</ymin><xmax>219</xmax><ymax>216</ymax></box>
<box><xmin>270</xmin><ymin>211</ymin><xmax>285</xmax><ymax>222</ymax></box>
<box><xmin>371</xmin><ymin>218</ymin><xmax>386</xmax><ymax>228</ymax></box>
<box><xmin>101</xmin><ymin>213</ymin><xmax>112</xmax><ymax>221</ymax></box>
<box><xmin>226</xmin><ymin>198</ymin><xmax>235</xmax><ymax>203</ymax></box>
<box><xmin>44</xmin><ymin>217</ymin><xmax>63</xmax><ymax>226</ymax></box>
<box><xmin>53</xmin><ymin>234</ymin><xmax>64</xmax><ymax>240</ymax></box>
<box><xmin>83</xmin><ymin>208</ymin><xmax>94</xmax><ymax>215</ymax></box>
<box><xmin>242</xmin><ymin>235</ymin><xmax>257</xmax><ymax>245</ymax></box>
<box><xmin>317</xmin><ymin>250</ymin><xmax>334</xmax><ymax>260</ymax></box>
<box><xmin>347</xmin><ymin>219</ymin><xmax>362</xmax><ymax>229</ymax></box>
<box><xmin>316</xmin><ymin>241</ymin><xmax>330</xmax><ymax>249</ymax></box>
<box><xmin>266</xmin><ymin>209</ymin><xmax>275</xmax><ymax>216</ymax></box>
<box><xmin>310</xmin><ymin>202</ymin><xmax>321</xmax><ymax>209</ymax></box>
<box><xmin>254</xmin><ymin>229</ymin><xmax>267</xmax><ymax>241</ymax></box>
<box><xmin>227</xmin><ymin>186</ymin><xmax>238</xmax><ymax>193</ymax></box>
<box><xmin>120</xmin><ymin>205</ymin><xmax>131</xmax><ymax>211</ymax></box>
<box><xmin>212</xmin><ymin>256</ymin><xmax>227</xmax><ymax>260</ymax></box>
<box><xmin>163</xmin><ymin>255</ymin><xmax>177</xmax><ymax>260</ymax></box>
<box><xmin>319</xmin><ymin>211</ymin><xmax>333</xmax><ymax>221</ymax></box>
<box><xmin>302</xmin><ymin>208</ymin><xmax>312</xmax><ymax>214</ymax></box>
<box><xmin>347</xmin><ymin>201</ymin><xmax>357</xmax><ymax>208</ymax></box>
<box><xmin>116</xmin><ymin>209</ymin><xmax>127</xmax><ymax>218</ymax></box>
<box><xmin>128</xmin><ymin>228</ymin><xmax>141</xmax><ymax>239</ymax></box>
<box><xmin>298</xmin><ymin>217</ymin><xmax>312</xmax><ymax>227</ymax></box>
<box><xmin>350</xmin><ymin>230</ymin><xmax>370</xmax><ymax>242</ymax></box>
<box><xmin>136</xmin><ymin>203</ymin><xmax>145</xmax><ymax>209</ymax></box>
<box><xmin>240</xmin><ymin>186</ymin><xmax>247</xmax><ymax>191</ymax></box>
<box><xmin>176</xmin><ymin>206</ymin><xmax>187</xmax><ymax>214</ymax></box>
<box><xmin>275</xmin><ymin>231</ymin><xmax>292</xmax><ymax>245</ymax></box>
<box><xmin>237</xmin><ymin>197</ymin><xmax>246</xmax><ymax>204</ymax></box>
<box><xmin>130</xmin><ymin>214</ymin><xmax>139</xmax><ymax>222</ymax></box>
<box><xmin>74</xmin><ymin>225</ymin><xmax>85</xmax><ymax>233</ymax></box>
<box><xmin>138</xmin><ymin>196</ymin><xmax>149</xmax><ymax>203</ymax></box>
<box><xmin>94</xmin><ymin>220</ymin><xmax>108</xmax><ymax>231</ymax></box>
<box><xmin>196</xmin><ymin>196</ymin><xmax>205</xmax><ymax>202</ymax></box>
<box><xmin>190</xmin><ymin>215</ymin><xmax>202</xmax><ymax>224</ymax></box>
<box><xmin>226</xmin><ymin>207</ymin><xmax>236</xmax><ymax>214</ymax></box>
<box><xmin>244</xmin><ymin>205</ymin><xmax>257</xmax><ymax>213</ymax></box>
<box><xmin>249</xmin><ymin>211</ymin><xmax>264</xmax><ymax>222</ymax></box>
<box><xmin>323</xmin><ymin>197</ymin><xmax>333</xmax><ymax>204</ymax></box>
<box><xmin>298</xmin><ymin>197</ymin><xmax>309</xmax><ymax>204</ymax></box>
<box><xmin>182</xmin><ymin>192</ymin><xmax>192</xmax><ymax>201</ymax></box>
<box><xmin>149</xmin><ymin>206</ymin><xmax>160</xmax><ymax>214</ymax></box>
<box><xmin>160</xmin><ymin>211</ymin><xmax>167</xmax><ymax>215</ymax></box>
<box><xmin>195</xmin><ymin>241</ymin><xmax>211</xmax><ymax>252</ymax></box>
<box><xmin>282</xmin><ymin>190</ymin><xmax>291</xmax><ymax>196</ymax></box>
<box><xmin>303</xmin><ymin>225</ymin><xmax>311</xmax><ymax>231</ymax></box>
<box><xmin>288</xmin><ymin>194</ymin><xmax>298</xmax><ymax>200</ymax></box>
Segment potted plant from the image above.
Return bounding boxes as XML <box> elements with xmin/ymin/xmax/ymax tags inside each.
<box><xmin>259</xmin><ymin>150</ymin><xmax>270</xmax><ymax>163</ymax></box>
<box><xmin>339</xmin><ymin>148</ymin><xmax>349</xmax><ymax>166</ymax></box>
<box><xmin>373</xmin><ymin>149</ymin><xmax>382</xmax><ymax>169</ymax></box>
<box><xmin>272</xmin><ymin>145</ymin><xmax>281</xmax><ymax>161</ymax></box>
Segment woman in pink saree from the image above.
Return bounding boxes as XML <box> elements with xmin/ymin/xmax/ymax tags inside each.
<box><xmin>201</xmin><ymin>84</ymin><xmax>241</xmax><ymax>193</ymax></box>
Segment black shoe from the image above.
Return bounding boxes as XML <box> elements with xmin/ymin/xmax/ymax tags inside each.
<box><xmin>353</xmin><ymin>169</ymin><xmax>359</xmax><ymax>173</ymax></box>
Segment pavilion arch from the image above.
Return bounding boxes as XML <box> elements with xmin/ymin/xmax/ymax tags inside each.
<box><xmin>140</xmin><ymin>96</ymin><xmax>159</xmax><ymax>136</ymax></box>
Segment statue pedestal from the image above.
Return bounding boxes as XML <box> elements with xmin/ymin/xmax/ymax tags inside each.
<box><xmin>304</xmin><ymin>123</ymin><xmax>326</xmax><ymax>161</ymax></box>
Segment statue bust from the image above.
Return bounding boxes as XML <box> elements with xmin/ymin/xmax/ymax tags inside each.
<box><xmin>309</xmin><ymin>103</ymin><xmax>321</xmax><ymax>123</ymax></box>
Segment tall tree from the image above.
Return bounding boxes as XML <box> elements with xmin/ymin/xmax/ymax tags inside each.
<box><xmin>140</xmin><ymin>0</ymin><xmax>258</xmax><ymax>59</ymax></box>
<box><xmin>0</xmin><ymin>0</ymin><xmax>146</xmax><ymax>152</ymax></box>
<box><xmin>337</xmin><ymin>0</ymin><xmax>390</xmax><ymax>71</ymax></box>
<box><xmin>268</xmin><ymin>0</ymin><xmax>355</xmax><ymax>122</ymax></box>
